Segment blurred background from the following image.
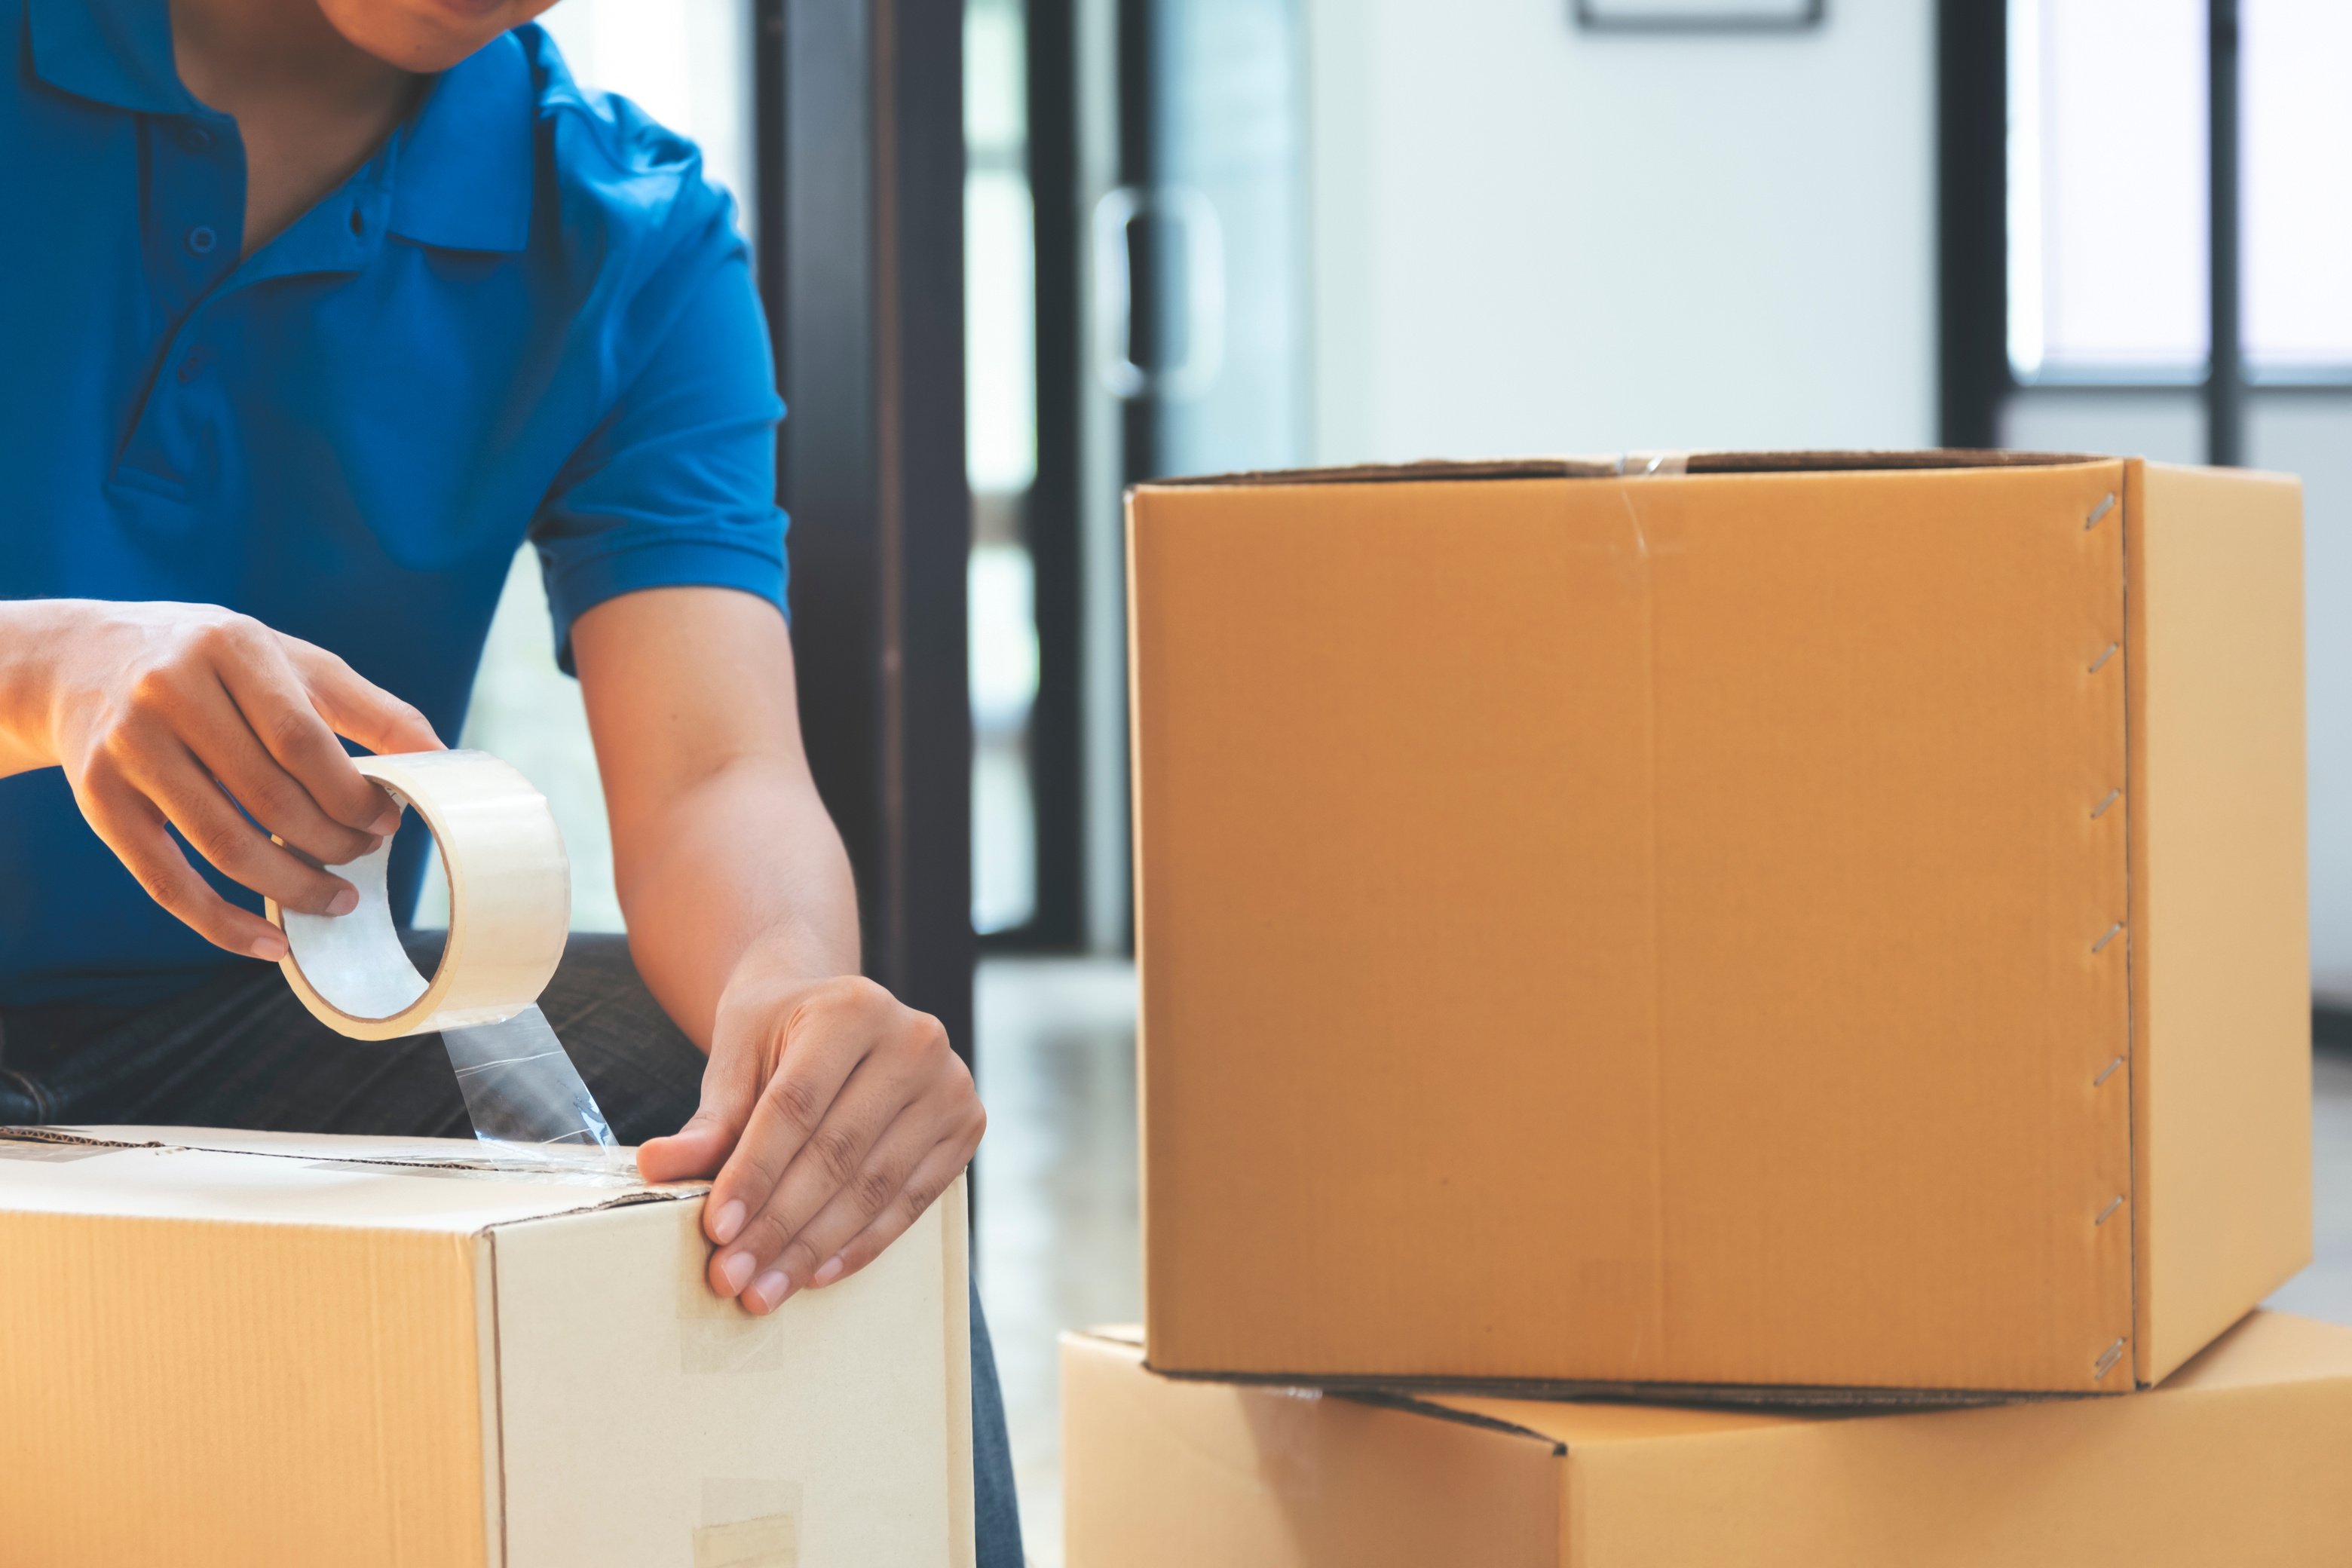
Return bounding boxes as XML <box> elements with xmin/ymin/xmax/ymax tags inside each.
<box><xmin>439</xmin><ymin>3</ymin><xmax>2348</xmax><ymax>1560</ymax></box>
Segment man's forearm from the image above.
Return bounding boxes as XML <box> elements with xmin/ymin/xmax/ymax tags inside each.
<box><xmin>611</xmin><ymin>755</ymin><xmax>860</xmax><ymax>1052</ymax></box>
<box><xmin>578</xmin><ymin>589</ymin><xmax>982</xmax><ymax>1300</ymax></box>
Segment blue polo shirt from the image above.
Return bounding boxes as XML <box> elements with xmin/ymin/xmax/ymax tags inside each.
<box><xmin>1</xmin><ymin>0</ymin><xmax>789</xmax><ymax>1006</ymax></box>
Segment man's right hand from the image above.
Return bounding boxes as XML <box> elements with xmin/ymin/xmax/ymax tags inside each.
<box><xmin>0</xmin><ymin>600</ymin><xmax>443</xmax><ymax>959</ymax></box>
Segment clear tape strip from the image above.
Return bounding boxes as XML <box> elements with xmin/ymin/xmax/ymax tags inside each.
<box><xmin>439</xmin><ymin>1003</ymin><xmax>620</xmax><ymax>1160</ymax></box>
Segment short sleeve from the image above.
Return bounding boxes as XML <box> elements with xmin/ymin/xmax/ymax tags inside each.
<box><xmin>529</xmin><ymin>220</ymin><xmax>788</xmax><ymax>674</ymax></box>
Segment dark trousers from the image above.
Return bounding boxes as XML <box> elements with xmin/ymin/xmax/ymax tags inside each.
<box><xmin>0</xmin><ymin>934</ymin><xmax>1023</xmax><ymax>1567</ymax></box>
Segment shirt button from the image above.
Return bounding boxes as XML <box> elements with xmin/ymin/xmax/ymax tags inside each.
<box><xmin>177</xmin><ymin>350</ymin><xmax>209</xmax><ymax>383</ymax></box>
<box><xmin>185</xmin><ymin>225</ymin><xmax>218</xmax><ymax>256</ymax></box>
<box><xmin>177</xmin><ymin>124</ymin><xmax>213</xmax><ymax>152</ymax></box>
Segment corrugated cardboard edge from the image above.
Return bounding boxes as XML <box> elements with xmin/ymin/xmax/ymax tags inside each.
<box><xmin>5</xmin><ymin>1125</ymin><xmax>707</xmax><ymax>1212</ymax></box>
<box><xmin>474</xmin><ymin>1232</ymin><xmax>507</xmax><ymax>1568</ymax></box>
<box><xmin>1075</xmin><ymin>1328</ymin><xmax>1572</xmax><ymax>1453</ymax></box>
<box><xmin>1124</xmin><ymin>494</ymin><xmax>1158</xmax><ymax>1364</ymax></box>
<box><xmin>1133</xmin><ymin>449</ymin><xmax>2104</xmax><ymax>492</ymax></box>
<box><xmin>2126</xmin><ymin>455</ymin><xmax>2154</xmax><ymax>1389</ymax></box>
<box><xmin>945</xmin><ymin>1175</ymin><xmax>977</xmax><ymax>1568</ymax></box>
<box><xmin>1135</xmin><ymin>1361</ymin><xmax>2087</xmax><ymax>1411</ymax></box>
<box><xmin>0</xmin><ymin>1127</ymin><xmax>167</xmax><ymax>1153</ymax></box>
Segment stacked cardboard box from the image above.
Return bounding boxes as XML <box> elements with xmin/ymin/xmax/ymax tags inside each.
<box><xmin>0</xmin><ymin>1126</ymin><xmax>975</xmax><ymax>1567</ymax></box>
<box><xmin>1064</xmin><ymin>1314</ymin><xmax>2352</xmax><ymax>1566</ymax></box>
<box><xmin>1069</xmin><ymin>453</ymin><xmax>2345</xmax><ymax>1563</ymax></box>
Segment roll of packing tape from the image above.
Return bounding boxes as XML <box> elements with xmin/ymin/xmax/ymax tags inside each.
<box><xmin>266</xmin><ymin>749</ymin><xmax>571</xmax><ymax>1042</ymax></box>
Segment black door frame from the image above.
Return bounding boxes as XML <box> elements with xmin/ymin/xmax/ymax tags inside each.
<box><xmin>991</xmin><ymin>0</ymin><xmax>1164</xmax><ymax>956</ymax></box>
<box><xmin>1937</xmin><ymin>0</ymin><xmax>2249</xmax><ymax>464</ymax></box>
<box><xmin>755</xmin><ymin>0</ymin><xmax>975</xmax><ymax>1064</ymax></box>
<box><xmin>994</xmin><ymin>0</ymin><xmax>1088</xmax><ymax>951</ymax></box>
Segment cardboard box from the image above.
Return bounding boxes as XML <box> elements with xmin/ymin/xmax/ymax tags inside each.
<box><xmin>1129</xmin><ymin>453</ymin><xmax>2310</xmax><ymax>1395</ymax></box>
<box><xmin>1063</xmin><ymin>1312</ymin><xmax>2352</xmax><ymax>1567</ymax></box>
<box><xmin>0</xmin><ymin>1126</ymin><xmax>974</xmax><ymax>1568</ymax></box>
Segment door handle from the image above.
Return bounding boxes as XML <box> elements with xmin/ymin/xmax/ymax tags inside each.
<box><xmin>1090</xmin><ymin>185</ymin><xmax>1227</xmax><ymax>402</ymax></box>
<box><xmin>1091</xmin><ymin>185</ymin><xmax>1147</xmax><ymax>399</ymax></box>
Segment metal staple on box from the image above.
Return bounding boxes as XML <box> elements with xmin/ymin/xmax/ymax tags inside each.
<box><xmin>2093</xmin><ymin>1055</ymin><xmax>2124</xmax><ymax>1088</ymax></box>
<box><xmin>2094</xmin><ymin>1196</ymin><xmax>2124</xmax><ymax>1227</ymax></box>
<box><xmin>2091</xmin><ymin>923</ymin><xmax>2124</xmax><ymax>954</ymax></box>
<box><xmin>2093</xmin><ymin>1339</ymin><xmax>2126</xmax><ymax>1379</ymax></box>
<box><xmin>2084</xmin><ymin>493</ymin><xmax>2116</xmax><ymax>530</ymax></box>
<box><xmin>2087</xmin><ymin>642</ymin><xmax>2119</xmax><ymax>674</ymax></box>
<box><xmin>2090</xmin><ymin>789</ymin><xmax>2121</xmax><ymax>819</ymax></box>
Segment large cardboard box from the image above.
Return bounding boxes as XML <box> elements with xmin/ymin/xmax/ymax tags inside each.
<box><xmin>1129</xmin><ymin>453</ymin><xmax>2310</xmax><ymax>1396</ymax></box>
<box><xmin>1064</xmin><ymin>1313</ymin><xmax>2352</xmax><ymax>1567</ymax></box>
<box><xmin>0</xmin><ymin>1126</ymin><xmax>974</xmax><ymax>1568</ymax></box>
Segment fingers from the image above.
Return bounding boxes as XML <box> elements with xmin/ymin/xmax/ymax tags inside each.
<box><xmin>714</xmin><ymin>1049</ymin><xmax>925</xmax><ymax>1306</ymax></box>
<box><xmin>180</xmin><ymin>670</ymin><xmax>384</xmax><ymax>864</ymax></box>
<box><xmin>277</xmin><ymin>635</ymin><xmax>443</xmax><ymax>760</ymax></box>
<box><xmin>794</xmin><ymin>1141</ymin><xmax>975</xmax><ymax>1299</ymax></box>
<box><xmin>133</xmin><ymin>743</ymin><xmax>360</xmax><ymax>917</ymax></box>
<box><xmin>75</xmin><ymin>775</ymin><xmax>290</xmax><ymax>960</ymax></box>
<box><xmin>703</xmin><ymin>985</ymin><xmax>976</xmax><ymax>1314</ymax></box>
<box><xmin>52</xmin><ymin>605</ymin><xmax>436</xmax><ymax>957</ymax></box>
<box><xmin>700</xmin><ymin>985</ymin><xmax>877</xmax><ymax>1257</ymax></box>
<box><xmin>739</xmin><ymin>1107</ymin><xmax>978</xmax><ymax>1313</ymax></box>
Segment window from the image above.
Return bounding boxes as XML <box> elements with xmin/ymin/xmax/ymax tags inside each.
<box><xmin>966</xmin><ymin>0</ymin><xmax>1045</xmax><ymax>938</ymax></box>
<box><xmin>1943</xmin><ymin>0</ymin><xmax>2352</xmax><ymax>995</ymax></box>
<box><xmin>418</xmin><ymin>1</ymin><xmax>758</xmax><ymax>933</ymax></box>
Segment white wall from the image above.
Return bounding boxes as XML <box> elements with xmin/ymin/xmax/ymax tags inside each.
<box><xmin>1305</xmin><ymin>0</ymin><xmax>1938</xmax><ymax>463</ymax></box>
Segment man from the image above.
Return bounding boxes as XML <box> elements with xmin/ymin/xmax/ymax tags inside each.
<box><xmin>0</xmin><ymin>0</ymin><xmax>1019</xmax><ymax>1557</ymax></box>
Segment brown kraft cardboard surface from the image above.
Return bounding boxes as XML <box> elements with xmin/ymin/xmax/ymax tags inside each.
<box><xmin>1128</xmin><ymin>453</ymin><xmax>2310</xmax><ymax>1396</ymax></box>
<box><xmin>1064</xmin><ymin>1312</ymin><xmax>2352</xmax><ymax>1568</ymax></box>
<box><xmin>0</xmin><ymin>1126</ymin><xmax>974</xmax><ymax>1568</ymax></box>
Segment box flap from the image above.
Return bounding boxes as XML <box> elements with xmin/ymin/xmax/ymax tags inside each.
<box><xmin>1137</xmin><ymin>449</ymin><xmax>2105</xmax><ymax>492</ymax></box>
<box><xmin>0</xmin><ymin>1125</ymin><xmax>700</xmax><ymax>1235</ymax></box>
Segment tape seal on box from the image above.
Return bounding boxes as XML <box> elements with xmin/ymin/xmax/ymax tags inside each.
<box><xmin>265</xmin><ymin>749</ymin><xmax>617</xmax><ymax>1155</ymax></box>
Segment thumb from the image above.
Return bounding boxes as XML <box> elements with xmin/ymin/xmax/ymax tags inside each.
<box><xmin>639</xmin><ymin>1041</ymin><xmax>758</xmax><ymax>1185</ymax></box>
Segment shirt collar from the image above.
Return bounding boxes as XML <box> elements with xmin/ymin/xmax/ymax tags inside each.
<box><xmin>27</xmin><ymin>0</ymin><xmax>534</xmax><ymax>256</ymax></box>
<box><xmin>26</xmin><ymin>0</ymin><xmax>197</xmax><ymax>115</ymax></box>
<box><xmin>385</xmin><ymin>30</ymin><xmax>535</xmax><ymax>255</ymax></box>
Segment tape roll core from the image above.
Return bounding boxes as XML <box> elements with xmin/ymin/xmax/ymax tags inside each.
<box><xmin>266</xmin><ymin>749</ymin><xmax>571</xmax><ymax>1042</ymax></box>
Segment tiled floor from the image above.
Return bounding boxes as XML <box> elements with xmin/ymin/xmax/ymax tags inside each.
<box><xmin>972</xmin><ymin>960</ymin><xmax>1142</xmax><ymax>1568</ymax></box>
<box><xmin>972</xmin><ymin>956</ymin><xmax>2352</xmax><ymax>1568</ymax></box>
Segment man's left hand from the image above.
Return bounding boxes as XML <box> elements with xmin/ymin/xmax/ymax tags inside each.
<box><xmin>636</xmin><ymin>945</ymin><xmax>985</xmax><ymax>1314</ymax></box>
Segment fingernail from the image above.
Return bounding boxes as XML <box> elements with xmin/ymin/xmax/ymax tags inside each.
<box><xmin>812</xmin><ymin>1254</ymin><xmax>845</xmax><ymax>1287</ymax></box>
<box><xmin>326</xmin><ymin>887</ymin><xmax>358</xmax><ymax>917</ymax></box>
<box><xmin>250</xmin><ymin>932</ymin><xmax>288</xmax><ymax>961</ymax></box>
<box><xmin>710</xmin><ymin>1199</ymin><xmax>746</xmax><ymax>1245</ymax></box>
<box><xmin>369</xmin><ymin>807</ymin><xmax>401</xmax><ymax>835</ymax></box>
<box><xmin>718</xmin><ymin>1250</ymin><xmax>754</xmax><ymax>1294</ymax></box>
<box><xmin>752</xmin><ymin>1269</ymin><xmax>792</xmax><ymax>1309</ymax></box>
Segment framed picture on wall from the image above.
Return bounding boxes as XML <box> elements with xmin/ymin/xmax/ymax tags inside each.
<box><xmin>1574</xmin><ymin>0</ymin><xmax>1824</xmax><ymax>31</ymax></box>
